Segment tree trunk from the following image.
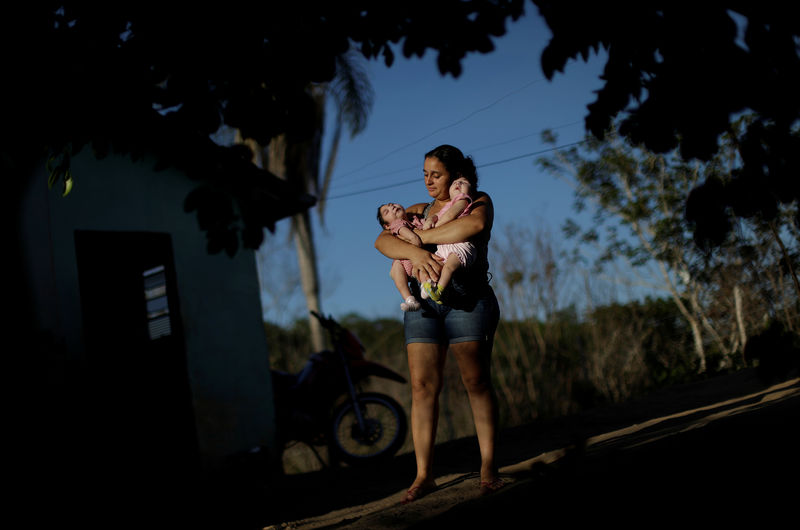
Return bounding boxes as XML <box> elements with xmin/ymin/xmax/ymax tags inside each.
<box><xmin>266</xmin><ymin>134</ymin><xmax>327</xmax><ymax>352</ymax></box>
<box><xmin>649</xmin><ymin>258</ymin><xmax>707</xmax><ymax>373</ymax></box>
<box><xmin>734</xmin><ymin>284</ymin><xmax>747</xmax><ymax>364</ymax></box>
<box><xmin>291</xmin><ymin>209</ymin><xmax>325</xmax><ymax>351</ymax></box>
<box><xmin>689</xmin><ymin>289</ymin><xmax>731</xmax><ymax>366</ymax></box>
<box><xmin>242</xmin><ymin>75</ymin><xmax>366</xmax><ymax>352</ymax></box>
<box><xmin>687</xmin><ymin>313</ymin><xmax>707</xmax><ymax>374</ymax></box>
<box><xmin>665</xmin><ymin>280</ymin><xmax>707</xmax><ymax>373</ymax></box>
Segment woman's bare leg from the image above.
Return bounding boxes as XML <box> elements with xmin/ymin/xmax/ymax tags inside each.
<box><xmin>405</xmin><ymin>342</ymin><xmax>447</xmax><ymax>497</ymax></box>
<box><xmin>450</xmin><ymin>340</ymin><xmax>499</xmax><ymax>483</ymax></box>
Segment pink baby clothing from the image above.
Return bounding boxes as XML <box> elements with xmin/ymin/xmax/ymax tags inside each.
<box><xmin>436</xmin><ymin>193</ymin><xmax>472</xmax><ymax>220</ymax></box>
<box><xmin>436</xmin><ymin>240</ymin><xmax>476</xmax><ymax>267</ymax></box>
<box><xmin>433</xmin><ymin>194</ymin><xmax>475</xmax><ymax>267</ymax></box>
<box><xmin>388</xmin><ymin>216</ymin><xmax>423</xmax><ymax>235</ymax></box>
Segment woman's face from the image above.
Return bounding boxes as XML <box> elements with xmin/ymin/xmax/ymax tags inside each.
<box><xmin>423</xmin><ymin>156</ymin><xmax>452</xmax><ymax>201</ymax></box>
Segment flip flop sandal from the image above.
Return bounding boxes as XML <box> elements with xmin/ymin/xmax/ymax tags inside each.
<box><xmin>401</xmin><ymin>484</ymin><xmax>436</xmax><ymax>505</ymax></box>
<box><xmin>479</xmin><ymin>478</ymin><xmax>506</xmax><ymax>496</ymax></box>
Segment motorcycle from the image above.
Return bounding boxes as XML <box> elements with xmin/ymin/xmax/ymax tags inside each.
<box><xmin>271</xmin><ymin>311</ymin><xmax>408</xmax><ymax>467</ymax></box>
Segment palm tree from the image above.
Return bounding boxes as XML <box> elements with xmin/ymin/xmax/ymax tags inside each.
<box><xmin>256</xmin><ymin>49</ymin><xmax>374</xmax><ymax>350</ymax></box>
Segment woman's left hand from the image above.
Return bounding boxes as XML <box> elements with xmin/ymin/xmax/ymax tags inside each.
<box><xmin>409</xmin><ymin>247</ymin><xmax>445</xmax><ymax>283</ymax></box>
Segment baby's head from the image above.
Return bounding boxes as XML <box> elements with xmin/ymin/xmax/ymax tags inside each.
<box><xmin>377</xmin><ymin>203</ymin><xmax>406</xmax><ymax>228</ymax></box>
<box><xmin>449</xmin><ymin>177</ymin><xmax>473</xmax><ymax>199</ymax></box>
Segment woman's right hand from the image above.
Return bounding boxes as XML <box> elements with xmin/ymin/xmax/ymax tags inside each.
<box><xmin>409</xmin><ymin>247</ymin><xmax>445</xmax><ymax>283</ymax></box>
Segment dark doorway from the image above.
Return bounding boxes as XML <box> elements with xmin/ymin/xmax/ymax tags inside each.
<box><xmin>74</xmin><ymin>230</ymin><xmax>199</xmax><ymax>500</ymax></box>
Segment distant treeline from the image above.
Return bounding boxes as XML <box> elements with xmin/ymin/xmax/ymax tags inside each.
<box><xmin>264</xmin><ymin>296</ymin><xmax>797</xmax><ymax>446</ymax></box>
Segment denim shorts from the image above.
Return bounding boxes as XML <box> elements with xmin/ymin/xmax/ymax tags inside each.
<box><xmin>404</xmin><ymin>284</ymin><xmax>500</xmax><ymax>346</ymax></box>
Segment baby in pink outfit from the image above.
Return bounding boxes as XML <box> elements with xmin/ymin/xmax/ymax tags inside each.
<box><xmin>419</xmin><ymin>177</ymin><xmax>476</xmax><ymax>304</ymax></box>
<box><xmin>377</xmin><ymin>177</ymin><xmax>476</xmax><ymax>311</ymax></box>
<box><xmin>377</xmin><ymin>203</ymin><xmax>428</xmax><ymax>311</ymax></box>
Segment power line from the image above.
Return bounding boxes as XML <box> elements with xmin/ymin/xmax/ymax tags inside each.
<box><xmin>329</xmin><ymin>120</ymin><xmax>585</xmax><ymax>192</ymax></box>
<box><xmin>468</xmin><ymin>120</ymin><xmax>583</xmax><ymax>154</ymax></box>
<box><xmin>478</xmin><ymin>140</ymin><xmax>585</xmax><ymax>168</ymax></box>
<box><xmin>325</xmin><ymin>139</ymin><xmax>586</xmax><ymax>200</ymax></box>
<box><xmin>331</xmin><ymin>77</ymin><xmax>548</xmax><ymax>182</ymax></box>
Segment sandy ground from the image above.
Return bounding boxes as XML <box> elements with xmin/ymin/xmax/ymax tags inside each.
<box><xmin>258</xmin><ymin>369</ymin><xmax>799</xmax><ymax>529</ymax></box>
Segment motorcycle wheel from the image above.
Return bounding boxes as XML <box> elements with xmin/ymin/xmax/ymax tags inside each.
<box><xmin>329</xmin><ymin>392</ymin><xmax>407</xmax><ymax>466</ymax></box>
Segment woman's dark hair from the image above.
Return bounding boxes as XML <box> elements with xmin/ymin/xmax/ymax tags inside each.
<box><xmin>424</xmin><ymin>144</ymin><xmax>478</xmax><ymax>189</ymax></box>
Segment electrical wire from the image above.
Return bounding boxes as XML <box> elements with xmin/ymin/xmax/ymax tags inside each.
<box><xmin>330</xmin><ymin>78</ymin><xmax>549</xmax><ymax>183</ymax></box>
<box><xmin>329</xmin><ymin>120</ymin><xmax>585</xmax><ymax>192</ymax></box>
<box><xmin>325</xmin><ymin>139</ymin><xmax>587</xmax><ymax>200</ymax></box>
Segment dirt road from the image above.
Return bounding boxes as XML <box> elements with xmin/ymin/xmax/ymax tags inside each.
<box><xmin>261</xmin><ymin>369</ymin><xmax>799</xmax><ymax>529</ymax></box>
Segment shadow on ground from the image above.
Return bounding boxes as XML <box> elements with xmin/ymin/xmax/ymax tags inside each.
<box><xmin>242</xmin><ymin>368</ymin><xmax>799</xmax><ymax>529</ymax></box>
<box><xmin>48</xmin><ymin>368</ymin><xmax>794</xmax><ymax>529</ymax></box>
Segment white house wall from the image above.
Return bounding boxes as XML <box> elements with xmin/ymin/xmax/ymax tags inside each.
<box><xmin>30</xmin><ymin>149</ymin><xmax>277</xmax><ymax>468</ymax></box>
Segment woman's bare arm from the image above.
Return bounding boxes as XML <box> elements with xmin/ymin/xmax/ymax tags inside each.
<box><xmin>375</xmin><ymin>230</ymin><xmax>444</xmax><ymax>281</ymax></box>
<box><xmin>418</xmin><ymin>192</ymin><xmax>493</xmax><ymax>245</ymax></box>
<box><xmin>375</xmin><ymin>202</ymin><xmax>445</xmax><ymax>281</ymax></box>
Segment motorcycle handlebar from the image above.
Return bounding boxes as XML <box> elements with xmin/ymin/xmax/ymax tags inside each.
<box><xmin>310</xmin><ymin>311</ymin><xmax>367</xmax><ymax>358</ymax></box>
<box><xmin>310</xmin><ymin>310</ymin><xmax>340</xmax><ymax>332</ymax></box>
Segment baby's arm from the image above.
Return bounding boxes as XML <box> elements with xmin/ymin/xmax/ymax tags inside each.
<box><xmin>429</xmin><ymin>195</ymin><xmax>471</xmax><ymax>228</ymax></box>
<box><xmin>415</xmin><ymin>192</ymin><xmax>492</xmax><ymax>247</ymax></box>
<box><xmin>395</xmin><ymin>225</ymin><xmax>422</xmax><ymax>247</ymax></box>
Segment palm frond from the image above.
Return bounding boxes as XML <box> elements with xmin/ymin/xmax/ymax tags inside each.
<box><xmin>329</xmin><ymin>49</ymin><xmax>374</xmax><ymax>137</ymax></box>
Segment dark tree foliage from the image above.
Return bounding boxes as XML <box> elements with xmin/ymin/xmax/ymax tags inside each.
<box><xmin>534</xmin><ymin>2</ymin><xmax>800</xmax><ymax>248</ymax></box>
<box><xmin>8</xmin><ymin>2</ymin><xmax>797</xmax><ymax>259</ymax></box>
<box><xmin>4</xmin><ymin>1</ymin><xmax>525</xmax><ymax>255</ymax></box>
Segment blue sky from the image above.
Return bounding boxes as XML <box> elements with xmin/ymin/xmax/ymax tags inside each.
<box><xmin>257</xmin><ymin>9</ymin><xmax>611</xmax><ymax>324</ymax></box>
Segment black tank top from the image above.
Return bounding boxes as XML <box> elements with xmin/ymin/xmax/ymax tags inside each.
<box><xmin>422</xmin><ymin>198</ymin><xmax>492</xmax><ymax>308</ymax></box>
